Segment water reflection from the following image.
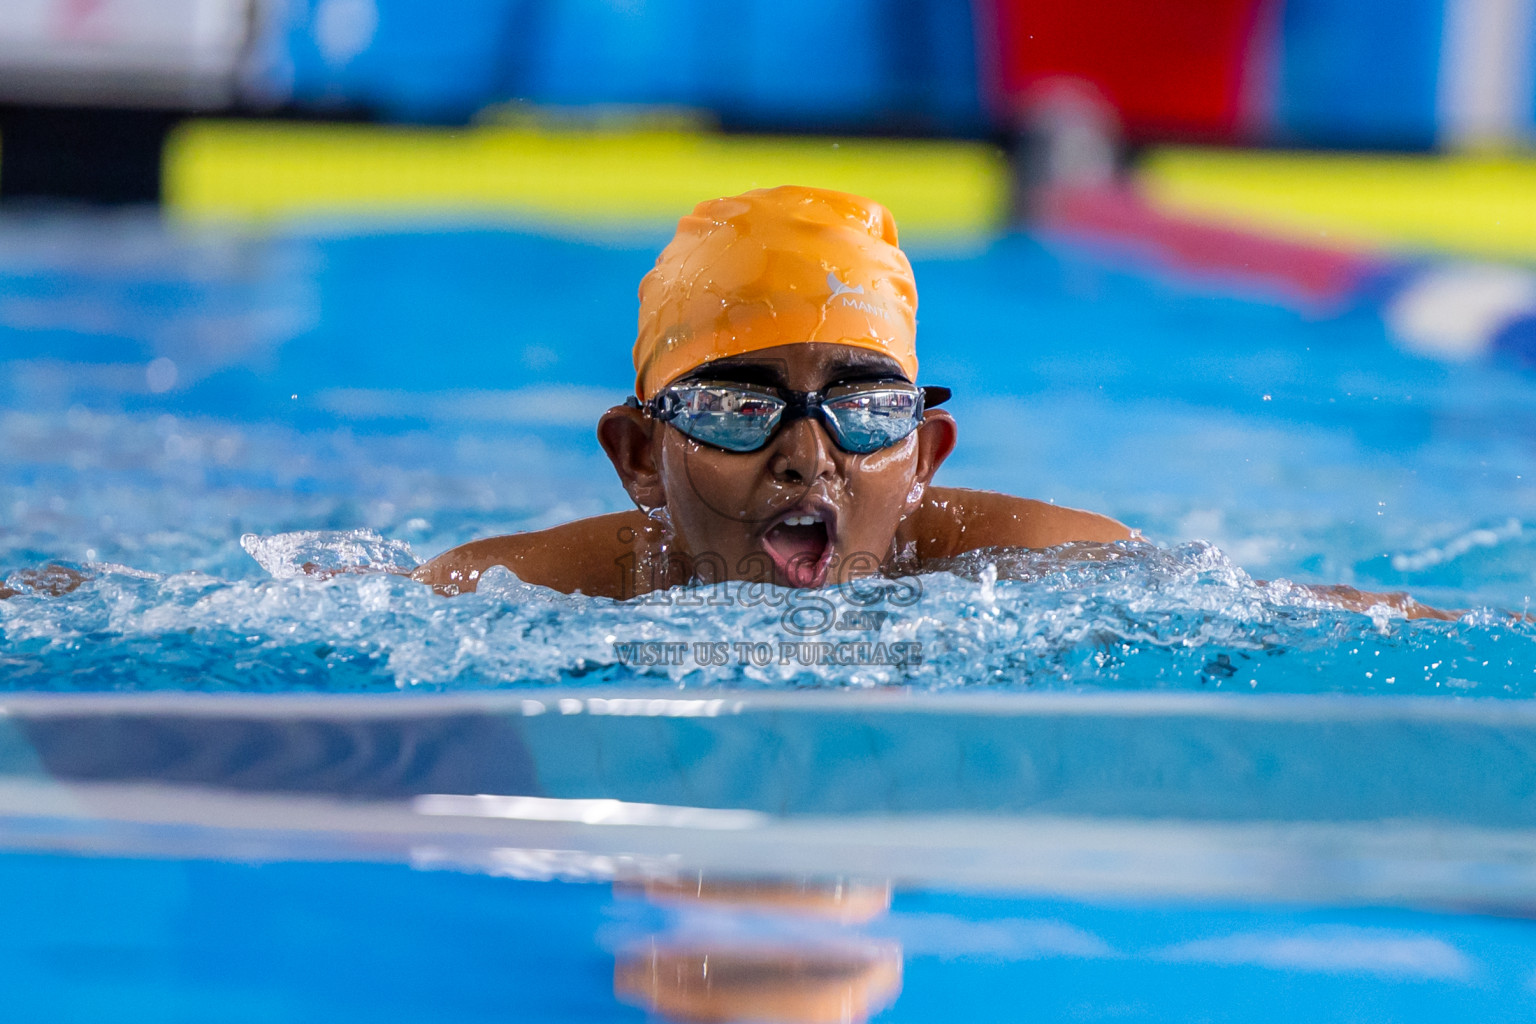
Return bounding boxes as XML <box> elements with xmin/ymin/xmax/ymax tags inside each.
<box><xmin>629</xmin><ymin>875</ymin><xmax>892</xmax><ymax>923</ymax></box>
<box><xmin>614</xmin><ymin>874</ymin><xmax>903</xmax><ymax>1024</ymax></box>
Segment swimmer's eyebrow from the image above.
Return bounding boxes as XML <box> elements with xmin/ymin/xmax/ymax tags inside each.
<box><xmin>682</xmin><ymin>362</ymin><xmax>786</xmax><ymax>387</ymax></box>
<box><xmin>827</xmin><ymin>363</ymin><xmax>910</xmax><ymax>385</ymax></box>
<box><xmin>685</xmin><ymin>353</ymin><xmax>907</xmax><ymax>389</ymax></box>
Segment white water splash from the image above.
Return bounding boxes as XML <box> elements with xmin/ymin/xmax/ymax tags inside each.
<box><xmin>240</xmin><ymin>529</ymin><xmax>420</xmax><ymax>580</ymax></box>
<box><xmin>3</xmin><ymin>540</ymin><xmax>1532</xmax><ymax>695</ymax></box>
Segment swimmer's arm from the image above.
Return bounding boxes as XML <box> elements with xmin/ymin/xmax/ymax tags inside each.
<box><xmin>904</xmin><ymin>486</ymin><xmax>1133</xmax><ymax>559</ymax></box>
<box><xmin>0</xmin><ymin>565</ymin><xmax>89</xmax><ymax>600</ymax></box>
<box><xmin>903</xmin><ymin>490</ymin><xmax>1462</xmax><ymax>621</ymax></box>
<box><xmin>1264</xmin><ymin>581</ymin><xmax>1463</xmax><ymax>622</ymax></box>
<box><xmin>412</xmin><ymin>511</ymin><xmax>658</xmax><ymax>598</ymax></box>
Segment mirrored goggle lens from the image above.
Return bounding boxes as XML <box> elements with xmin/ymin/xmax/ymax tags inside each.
<box><xmin>822</xmin><ymin>388</ymin><xmax>922</xmax><ymax>453</ymax></box>
<box><xmin>663</xmin><ymin>385</ymin><xmax>785</xmax><ymax>452</ymax></box>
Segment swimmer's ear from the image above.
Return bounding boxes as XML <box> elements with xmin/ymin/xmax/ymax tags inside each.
<box><xmin>912</xmin><ymin>409</ymin><xmax>957</xmax><ymax>492</ymax></box>
<box><xmin>598</xmin><ymin>404</ymin><xmax>667</xmax><ymax>510</ymax></box>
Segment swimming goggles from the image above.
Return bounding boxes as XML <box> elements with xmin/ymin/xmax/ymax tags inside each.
<box><xmin>628</xmin><ymin>380</ymin><xmax>951</xmax><ymax>454</ymax></box>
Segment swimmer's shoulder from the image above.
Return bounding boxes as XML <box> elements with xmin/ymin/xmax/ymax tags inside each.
<box><xmin>413</xmin><ymin>510</ymin><xmax>661</xmax><ymax>598</ymax></box>
<box><xmin>902</xmin><ymin>486</ymin><xmax>1133</xmax><ymax>559</ymax></box>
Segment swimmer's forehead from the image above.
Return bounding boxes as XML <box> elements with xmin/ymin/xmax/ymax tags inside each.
<box><xmin>680</xmin><ymin>346</ymin><xmax>908</xmax><ymax>388</ymax></box>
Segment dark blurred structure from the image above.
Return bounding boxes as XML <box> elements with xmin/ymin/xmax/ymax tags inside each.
<box><xmin>0</xmin><ymin>105</ymin><xmax>177</xmax><ymax>202</ymax></box>
<box><xmin>0</xmin><ymin>0</ymin><xmax>250</xmax><ymax>201</ymax></box>
<box><xmin>0</xmin><ymin>0</ymin><xmax>1532</xmax><ymax>203</ymax></box>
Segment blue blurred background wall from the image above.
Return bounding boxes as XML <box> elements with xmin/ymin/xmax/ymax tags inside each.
<box><xmin>240</xmin><ymin>0</ymin><xmax>1536</xmax><ymax>148</ymax></box>
<box><xmin>1274</xmin><ymin>0</ymin><xmax>1447</xmax><ymax>149</ymax></box>
<box><xmin>257</xmin><ymin>0</ymin><xmax>990</xmax><ymax>134</ymax></box>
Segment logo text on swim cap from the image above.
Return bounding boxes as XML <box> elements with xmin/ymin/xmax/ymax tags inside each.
<box><xmin>826</xmin><ymin>271</ymin><xmax>864</xmax><ymax>299</ymax></box>
<box><xmin>826</xmin><ymin>271</ymin><xmax>890</xmax><ymax>321</ymax></box>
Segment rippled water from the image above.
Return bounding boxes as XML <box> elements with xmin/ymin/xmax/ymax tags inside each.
<box><xmin>3</xmin><ymin>530</ymin><xmax>1531</xmax><ymax>694</ymax></box>
<box><xmin>2</xmin><ymin>214</ymin><xmax>1534</xmax><ymax>694</ymax></box>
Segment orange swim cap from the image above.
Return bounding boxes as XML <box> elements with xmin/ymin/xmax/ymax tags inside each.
<box><xmin>633</xmin><ymin>185</ymin><xmax>918</xmax><ymax>399</ymax></box>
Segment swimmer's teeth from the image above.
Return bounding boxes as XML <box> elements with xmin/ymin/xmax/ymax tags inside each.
<box><xmin>782</xmin><ymin>514</ymin><xmax>824</xmax><ymax>526</ymax></box>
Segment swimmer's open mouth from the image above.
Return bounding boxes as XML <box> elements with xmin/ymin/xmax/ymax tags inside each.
<box><xmin>762</xmin><ymin>505</ymin><xmax>836</xmax><ymax>588</ymax></box>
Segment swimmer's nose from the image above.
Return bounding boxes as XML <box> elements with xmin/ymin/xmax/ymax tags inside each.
<box><xmin>768</xmin><ymin>416</ymin><xmax>837</xmax><ymax>485</ymax></box>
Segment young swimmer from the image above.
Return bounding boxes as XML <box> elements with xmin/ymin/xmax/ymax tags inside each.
<box><xmin>413</xmin><ymin>185</ymin><xmax>1453</xmax><ymax>619</ymax></box>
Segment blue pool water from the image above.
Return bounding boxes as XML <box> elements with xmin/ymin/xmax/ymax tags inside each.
<box><xmin>3</xmin><ymin>210</ymin><xmax>1536</xmax><ymax>1022</ymax></box>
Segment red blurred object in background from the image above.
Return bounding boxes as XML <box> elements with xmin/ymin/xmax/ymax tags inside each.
<box><xmin>985</xmin><ymin>0</ymin><xmax>1272</xmax><ymax>143</ymax></box>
